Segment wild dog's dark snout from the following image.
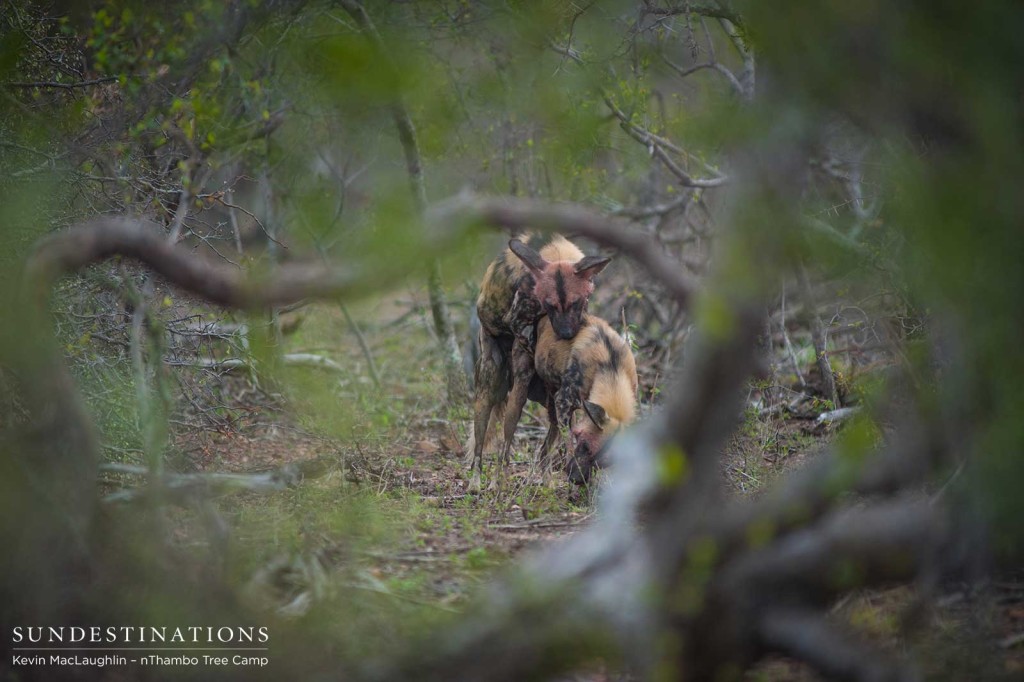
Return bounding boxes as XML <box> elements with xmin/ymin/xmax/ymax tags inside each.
<box><xmin>551</xmin><ymin>312</ymin><xmax>578</xmax><ymax>340</ymax></box>
<box><xmin>568</xmin><ymin>464</ymin><xmax>589</xmax><ymax>485</ymax></box>
<box><xmin>566</xmin><ymin>443</ymin><xmax>594</xmax><ymax>485</ymax></box>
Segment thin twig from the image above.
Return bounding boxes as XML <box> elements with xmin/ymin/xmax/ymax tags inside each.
<box><xmin>780</xmin><ymin>281</ymin><xmax>806</xmax><ymax>387</ymax></box>
<box><xmin>4</xmin><ymin>76</ymin><xmax>117</xmax><ymax>89</ymax></box>
<box><xmin>340</xmin><ymin>303</ymin><xmax>382</xmax><ymax>388</ymax></box>
<box><xmin>213</xmin><ymin>195</ymin><xmax>287</xmax><ymax>249</ymax></box>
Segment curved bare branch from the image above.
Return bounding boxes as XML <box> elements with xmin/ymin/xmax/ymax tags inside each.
<box><xmin>26</xmin><ymin>217</ymin><xmax>368</xmax><ymax>310</ymax></box>
<box><xmin>603</xmin><ymin>95</ymin><xmax>729</xmax><ymax>188</ymax></box>
<box><xmin>758</xmin><ymin>609</ymin><xmax>918</xmax><ymax>682</ymax></box>
<box><xmin>428</xmin><ymin>193</ymin><xmax>697</xmax><ymax>305</ymax></box>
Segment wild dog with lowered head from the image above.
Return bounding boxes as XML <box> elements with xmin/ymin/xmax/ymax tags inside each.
<box><xmin>534</xmin><ymin>313</ymin><xmax>638</xmax><ymax>484</ymax></box>
<box><xmin>468</xmin><ymin>233</ymin><xmax>610</xmax><ymax>491</ymax></box>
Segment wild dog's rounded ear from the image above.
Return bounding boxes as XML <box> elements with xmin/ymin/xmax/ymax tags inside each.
<box><xmin>582</xmin><ymin>400</ymin><xmax>608</xmax><ymax>429</ymax></box>
<box><xmin>574</xmin><ymin>255</ymin><xmax>611</xmax><ymax>280</ymax></box>
<box><xmin>509</xmin><ymin>239</ymin><xmax>548</xmax><ymax>277</ymax></box>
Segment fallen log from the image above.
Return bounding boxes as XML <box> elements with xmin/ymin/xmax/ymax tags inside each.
<box><xmin>101</xmin><ymin>456</ymin><xmax>338</xmax><ymax>504</ymax></box>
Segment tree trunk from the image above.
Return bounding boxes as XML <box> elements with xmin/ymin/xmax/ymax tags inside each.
<box><xmin>798</xmin><ymin>265</ymin><xmax>841</xmax><ymax>409</ymax></box>
<box><xmin>340</xmin><ymin>0</ymin><xmax>467</xmax><ymax>407</ymax></box>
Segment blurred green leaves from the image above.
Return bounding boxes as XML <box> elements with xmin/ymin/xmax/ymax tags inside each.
<box><xmin>745</xmin><ymin>0</ymin><xmax>1024</xmax><ymax>556</ymax></box>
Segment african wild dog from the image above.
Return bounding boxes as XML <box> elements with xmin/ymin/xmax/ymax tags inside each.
<box><xmin>534</xmin><ymin>313</ymin><xmax>638</xmax><ymax>484</ymax></box>
<box><xmin>467</xmin><ymin>233</ymin><xmax>610</xmax><ymax>491</ymax></box>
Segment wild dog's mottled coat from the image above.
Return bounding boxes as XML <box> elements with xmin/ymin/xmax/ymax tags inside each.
<box><xmin>467</xmin><ymin>234</ymin><xmax>610</xmax><ymax>490</ymax></box>
<box><xmin>535</xmin><ymin>314</ymin><xmax>638</xmax><ymax>483</ymax></box>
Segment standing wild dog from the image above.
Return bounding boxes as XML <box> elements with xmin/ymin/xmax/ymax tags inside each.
<box><xmin>534</xmin><ymin>314</ymin><xmax>638</xmax><ymax>484</ymax></box>
<box><xmin>468</xmin><ymin>233</ymin><xmax>610</xmax><ymax>491</ymax></box>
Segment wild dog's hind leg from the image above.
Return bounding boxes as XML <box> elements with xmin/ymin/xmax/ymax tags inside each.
<box><xmin>468</xmin><ymin>331</ymin><xmax>508</xmax><ymax>492</ymax></box>
<box><xmin>464</xmin><ymin>330</ymin><xmax>498</xmax><ymax>469</ymax></box>
<box><xmin>537</xmin><ymin>396</ymin><xmax>561</xmax><ymax>486</ymax></box>
<box><xmin>463</xmin><ymin>411</ymin><xmax>496</xmax><ymax>468</ymax></box>
<box><xmin>495</xmin><ymin>331</ymin><xmax>536</xmax><ymax>489</ymax></box>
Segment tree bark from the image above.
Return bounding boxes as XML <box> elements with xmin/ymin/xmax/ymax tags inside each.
<box><xmin>799</xmin><ymin>265</ymin><xmax>841</xmax><ymax>409</ymax></box>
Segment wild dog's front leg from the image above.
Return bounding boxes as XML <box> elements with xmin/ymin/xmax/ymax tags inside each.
<box><xmin>555</xmin><ymin>358</ymin><xmax>585</xmax><ymax>427</ymax></box>
<box><xmin>536</xmin><ymin>396</ymin><xmax>561</xmax><ymax>485</ymax></box>
<box><xmin>503</xmin><ymin>289</ymin><xmax>542</xmax><ymax>338</ymax></box>
<box><xmin>495</xmin><ymin>330</ymin><xmax>536</xmax><ymax>489</ymax></box>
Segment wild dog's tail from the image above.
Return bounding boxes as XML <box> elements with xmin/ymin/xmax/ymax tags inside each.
<box><xmin>463</xmin><ymin>308</ymin><xmax>481</xmax><ymax>391</ymax></box>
